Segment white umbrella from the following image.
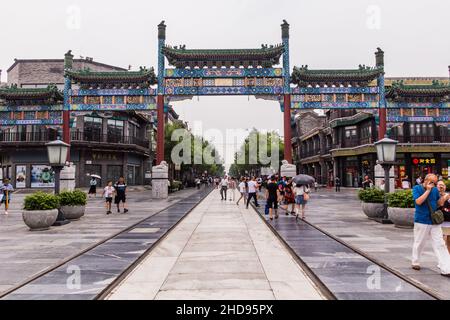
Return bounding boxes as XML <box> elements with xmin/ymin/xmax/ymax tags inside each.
<box><xmin>90</xmin><ymin>174</ymin><xmax>101</xmax><ymax>179</ymax></box>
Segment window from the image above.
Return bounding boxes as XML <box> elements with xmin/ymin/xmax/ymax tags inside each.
<box><xmin>128</xmin><ymin>122</ymin><xmax>140</xmax><ymax>138</ymax></box>
<box><xmin>84</xmin><ymin>116</ymin><xmax>103</xmax><ymax>141</ymax></box>
<box><xmin>107</xmin><ymin>119</ymin><xmax>124</xmax><ymax>143</ymax></box>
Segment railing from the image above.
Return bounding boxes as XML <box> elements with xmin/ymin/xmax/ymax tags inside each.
<box><xmin>0</xmin><ymin>131</ymin><xmax>58</xmax><ymax>143</ymax></box>
<box><xmin>0</xmin><ymin>131</ymin><xmax>149</xmax><ymax>148</ymax></box>
<box><xmin>301</xmin><ymin>148</ymin><xmax>321</xmax><ymax>158</ymax></box>
<box><xmin>71</xmin><ymin>131</ymin><xmax>149</xmax><ymax>148</ymax></box>
<box><xmin>389</xmin><ymin>135</ymin><xmax>438</xmax><ymax>144</ymax></box>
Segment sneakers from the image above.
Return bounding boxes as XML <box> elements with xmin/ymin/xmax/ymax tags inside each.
<box><xmin>412</xmin><ymin>265</ymin><xmax>421</xmax><ymax>271</ymax></box>
<box><xmin>124</xmin><ymin>209</ymin><xmax>129</xmax><ymax>214</ymax></box>
<box><xmin>106</xmin><ymin>211</ymin><xmax>112</xmax><ymax>215</ymax></box>
<box><xmin>4</xmin><ymin>211</ymin><xmax>8</xmax><ymax>215</ymax></box>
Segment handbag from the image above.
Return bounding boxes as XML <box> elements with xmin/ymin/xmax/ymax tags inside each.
<box><xmin>426</xmin><ymin>198</ymin><xmax>444</xmax><ymax>225</ymax></box>
<box><xmin>422</xmin><ymin>186</ymin><xmax>444</xmax><ymax>225</ymax></box>
<box><xmin>303</xmin><ymin>186</ymin><xmax>310</xmax><ymax>201</ymax></box>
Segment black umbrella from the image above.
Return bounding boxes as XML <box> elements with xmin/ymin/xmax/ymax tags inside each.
<box><xmin>292</xmin><ymin>174</ymin><xmax>315</xmax><ymax>186</ymax></box>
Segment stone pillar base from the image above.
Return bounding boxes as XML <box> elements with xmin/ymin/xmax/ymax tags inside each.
<box><xmin>60</xmin><ymin>163</ymin><xmax>76</xmax><ymax>192</ymax></box>
<box><xmin>152</xmin><ymin>161</ymin><xmax>169</xmax><ymax>199</ymax></box>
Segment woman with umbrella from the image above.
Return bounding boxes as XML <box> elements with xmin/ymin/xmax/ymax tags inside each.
<box><xmin>292</xmin><ymin>174</ymin><xmax>313</xmax><ymax>220</ymax></box>
<box><xmin>88</xmin><ymin>175</ymin><xmax>100</xmax><ymax>198</ymax></box>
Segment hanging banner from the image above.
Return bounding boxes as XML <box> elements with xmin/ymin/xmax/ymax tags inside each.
<box><xmin>15</xmin><ymin>165</ymin><xmax>27</xmax><ymax>188</ymax></box>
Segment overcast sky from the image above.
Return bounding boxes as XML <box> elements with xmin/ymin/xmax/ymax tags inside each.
<box><xmin>1</xmin><ymin>0</ymin><xmax>449</xmax><ymax>167</ymax></box>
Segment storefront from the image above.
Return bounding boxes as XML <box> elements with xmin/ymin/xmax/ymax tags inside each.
<box><xmin>342</xmin><ymin>156</ymin><xmax>360</xmax><ymax>187</ymax></box>
<box><xmin>410</xmin><ymin>153</ymin><xmax>439</xmax><ymax>180</ymax></box>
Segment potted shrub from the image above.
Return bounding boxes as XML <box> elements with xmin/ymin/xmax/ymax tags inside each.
<box><xmin>22</xmin><ymin>192</ymin><xmax>59</xmax><ymax>231</ymax></box>
<box><xmin>387</xmin><ymin>189</ymin><xmax>415</xmax><ymax>228</ymax></box>
<box><xmin>170</xmin><ymin>180</ymin><xmax>182</xmax><ymax>192</ymax></box>
<box><xmin>358</xmin><ymin>188</ymin><xmax>385</xmax><ymax>219</ymax></box>
<box><xmin>58</xmin><ymin>190</ymin><xmax>87</xmax><ymax>220</ymax></box>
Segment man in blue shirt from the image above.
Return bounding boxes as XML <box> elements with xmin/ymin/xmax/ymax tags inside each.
<box><xmin>412</xmin><ymin>174</ymin><xmax>450</xmax><ymax>276</ymax></box>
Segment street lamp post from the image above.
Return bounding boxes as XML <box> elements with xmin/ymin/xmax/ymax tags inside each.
<box><xmin>46</xmin><ymin>139</ymin><xmax>71</xmax><ymax>226</ymax></box>
<box><xmin>374</xmin><ymin>136</ymin><xmax>398</xmax><ymax>224</ymax></box>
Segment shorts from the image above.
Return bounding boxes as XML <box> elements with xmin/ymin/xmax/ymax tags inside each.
<box><xmin>115</xmin><ymin>194</ymin><xmax>126</xmax><ymax>204</ymax></box>
<box><xmin>442</xmin><ymin>222</ymin><xmax>450</xmax><ymax>236</ymax></box>
<box><xmin>295</xmin><ymin>195</ymin><xmax>307</xmax><ymax>205</ymax></box>
<box><xmin>266</xmin><ymin>197</ymin><xmax>278</xmax><ymax>209</ymax></box>
<box><xmin>105</xmin><ymin>197</ymin><xmax>113</xmax><ymax>203</ymax></box>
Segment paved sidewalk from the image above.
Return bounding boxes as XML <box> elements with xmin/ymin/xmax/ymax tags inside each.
<box><xmin>107</xmin><ymin>189</ymin><xmax>323</xmax><ymax>300</ymax></box>
<box><xmin>303</xmin><ymin>188</ymin><xmax>450</xmax><ymax>299</ymax></box>
<box><xmin>0</xmin><ymin>188</ymin><xmax>199</xmax><ymax>296</ymax></box>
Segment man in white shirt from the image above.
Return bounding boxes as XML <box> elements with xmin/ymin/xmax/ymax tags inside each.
<box><xmin>246</xmin><ymin>177</ymin><xmax>260</xmax><ymax>209</ymax></box>
<box><xmin>220</xmin><ymin>176</ymin><xmax>229</xmax><ymax>200</ymax></box>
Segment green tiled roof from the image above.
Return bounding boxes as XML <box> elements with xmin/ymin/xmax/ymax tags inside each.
<box><xmin>291</xmin><ymin>65</ymin><xmax>383</xmax><ymax>86</ymax></box>
<box><xmin>386</xmin><ymin>80</ymin><xmax>450</xmax><ymax>98</ymax></box>
<box><xmin>162</xmin><ymin>44</ymin><xmax>284</xmax><ymax>68</ymax></box>
<box><xmin>0</xmin><ymin>84</ymin><xmax>63</xmax><ymax>101</ymax></box>
<box><xmin>66</xmin><ymin>68</ymin><xmax>157</xmax><ymax>85</ymax></box>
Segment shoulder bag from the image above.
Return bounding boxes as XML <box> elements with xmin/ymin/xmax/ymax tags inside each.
<box><xmin>423</xmin><ymin>187</ymin><xmax>444</xmax><ymax>225</ymax></box>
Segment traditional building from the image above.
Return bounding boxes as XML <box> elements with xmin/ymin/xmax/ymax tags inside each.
<box><xmin>0</xmin><ymin>56</ymin><xmax>159</xmax><ymax>188</ymax></box>
<box><xmin>293</xmin><ymin>74</ymin><xmax>450</xmax><ymax>187</ymax></box>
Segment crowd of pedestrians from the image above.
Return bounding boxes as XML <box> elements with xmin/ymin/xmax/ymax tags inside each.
<box><xmin>217</xmin><ymin>174</ymin><xmax>313</xmax><ymax>222</ymax></box>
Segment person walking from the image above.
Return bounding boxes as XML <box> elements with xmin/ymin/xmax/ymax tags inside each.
<box><xmin>283</xmin><ymin>181</ymin><xmax>295</xmax><ymax>216</ymax></box>
<box><xmin>246</xmin><ymin>176</ymin><xmax>260</xmax><ymax>209</ymax></box>
<box><xmin>437</xmin><ymin>180</ymin><xmax>450</xmax><ymax>253</ymax></box>
<box><xmin>88</xmin><ymin>177</ymin><xmax>97</xmax><ymax>198</ymax></box>
<box><xmin>335</xmin><ymin>176</ymin><xmax>341</xmax><ymax>192</ymax></box>
<box><xmin>236</xmin><ymin>177</ymin><xmax>247</xmax><ymax>205</ymax></box>
<box><xmin>228</xmin><ymin>177</ymin><xmax>236</xmax><ymax>202</ymax></box>
<box><xmin>114</xmin><ymin>177</ymin><xmax>128</xmax><ymax>214</ymax></box>
<box><xmin>266</xmin><ymin>176</ymin><xmax>280</xmax><ymax>220</ymax></box>
<box><xmin>102</xmin><ymin>181</ymin><xmax>115</xmax><ymax>215</ymax></box>
<box><xmin>220</xmin><ymin>176</ymin><xmax>229</xmax><ymax>200</ymax></box>
<box><xmin>411</xmin><ymin>174</ymin><xmax>450</xmax><ymax>276</ymax></box>
<box><xmin>0</xmin><ymin>178</ymin><xmax>13</xmax><ymax>215</ymax></box>
<box><xmin>294</xmin><ymin>183</ymin><xmax>310</xmax><ymax>220</ymax></box>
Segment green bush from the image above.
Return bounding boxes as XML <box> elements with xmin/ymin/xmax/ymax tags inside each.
<box><xmin>171</xmin><ymin>180</ymin><xmax>182</xmax><ymax>190</ymax></box>
<box><xmin>58</xmin><ymin>190</ymin><xmax>87</xmax><ymax>206</ymax></box>
<box><xmin>358</xmin><ymin>188</ymin><xmax>385</xmax><ymax>203</ymax></box>
<box><xmin>24</xmin><ymin>192</ymin><xmax>60</xmax><ymax>211</ymax></box>
<box><xmin>387</xmin><ymin>189</ymin><xmax>415</xmax><ymax>208</ymax></box>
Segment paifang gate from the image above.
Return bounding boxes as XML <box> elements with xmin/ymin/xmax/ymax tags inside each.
<box><xmin>4</xmin><ymin>20</ymin><xmax>446</xmax><ymax>167</ymax></box>
<box><xmin>155</xmin><ymin>20</ymin><xmax>291</xmax><ymax>164</ymax></box>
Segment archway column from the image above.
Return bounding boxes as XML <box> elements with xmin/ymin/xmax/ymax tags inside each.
<box><xmin>283</xmin><ymin>94</ymin><xmax>292</xmax><ymax>163</ymax></box>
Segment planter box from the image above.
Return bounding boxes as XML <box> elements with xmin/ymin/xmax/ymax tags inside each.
<box><xmin>60</xmin><ymin>205</ymin><xmax>85</xmax><ymax>220</ymax></box>
<box><xmin>388</xmin><ymin>207</ymin><xmax>414</xmax><ymax>229</ymax></box>
<box><xmin>22</xmin><ymin>209</ymin><xmax>58</xmax><ymax>231</ymax></box>
<box><xmin>361</xmin><ymin>202</ymin><xmax>385</xmax><ymax>219</ymax></box>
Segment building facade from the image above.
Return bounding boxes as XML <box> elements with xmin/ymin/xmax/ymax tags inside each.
<box><xmin>293</xmin><ymin>76</ymin><xmax>450</xmax><ymax>187</ymax></box>
<box><xmin>0</xmin><ymin>57</ymin><xmax>158</xmax><ymax>188</ymax></box>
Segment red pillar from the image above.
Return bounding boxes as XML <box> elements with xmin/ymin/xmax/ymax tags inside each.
<box><xmin>62</xmin><ymin>110</ymin><xmax>71</xmax><ymax>161</ymax></box>
<box><xmin>156</xmin><ymin>95</ymin><xmax>165</xmax><ymax>165</ymax></box>
<box><xmin>283</xmin><ymin>94</ymin><xmax>292</xmax><ymax>163</ymax></box>
<box><xmin>378</xmin><ymin>108</ymin><xmax>387</xmax><ymax>139</ymax></box>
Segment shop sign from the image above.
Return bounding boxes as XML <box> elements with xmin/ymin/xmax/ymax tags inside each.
<box><xmin>412</xmin><ymin>158</ymin><xmax>436</xmax><ymax>165</ymax></box>
<box><xmin>92</xmin><ymin>153</ymin><xmax>118</xmax><ymax>161</ymax></box>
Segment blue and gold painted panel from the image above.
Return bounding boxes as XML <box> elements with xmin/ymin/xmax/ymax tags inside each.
<box><xmin>292</xmin><ymin>87</ymin><xmax>379</xmax><ymax>94</ymax></box>
<box><xmin>165</xmin><ymin>68</ymin><xmax>283</xmax><ymax>78</ymax></box>
<box><xmin>165</xmin><ymin>86</ymin><xmax>284</xmax><ymax>96</ymax></box>
<box><xmin>69</xmin><ymin>104</ymin><xmax>156</xmax><ymax>111</ymax></box>
<box><xmin>70</xmin><ymin>89</ymin><xmax>157</xmax><ymax>96</ymax></box>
